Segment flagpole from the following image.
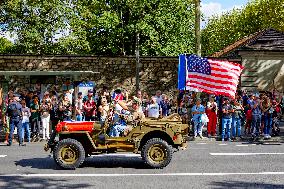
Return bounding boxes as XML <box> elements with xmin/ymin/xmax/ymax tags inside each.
<box><xmin>195</xmin><ymin>0</ymin><xmax>201</xmax><ymax>56</ymax></box>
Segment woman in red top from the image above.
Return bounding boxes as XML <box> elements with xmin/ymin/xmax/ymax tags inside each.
<box><xmin>84</xmin><ymin>91</ymin><xmax>96</xmax><ymax>121</ymax></box>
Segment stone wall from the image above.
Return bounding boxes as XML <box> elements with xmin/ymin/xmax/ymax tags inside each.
<box><xmin>0</xmin><ymin>55</ymin><xmax>179</xmax><ymax>96</ymax></box>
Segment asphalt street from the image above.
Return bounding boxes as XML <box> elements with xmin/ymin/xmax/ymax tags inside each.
<box><xmin>0</xmin><ymin>141</ymin><xmax>283</xmax><ymax>189</ymax></box>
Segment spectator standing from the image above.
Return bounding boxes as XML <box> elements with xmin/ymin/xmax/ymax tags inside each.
<box><xmin>251</xmin><ymin>94</ymin><xmax>262</xmax><ymax>138</ymax></box>
<box><xmin>59</xmin><ymin>94</ymin><xmax>72</xmax><ymax>121</ymax></box>
<box><xmin>159</xmin><ymin>95</ymin><xmax>170</xmax><ymax>117</ymax></box>
<box><xmin>26</xmin><ymin>91</ymin><xmax>34</xmax><ymax>108</ymax></box>
<box><xmin>21</xmin><ymin>100</ymin><xmax>31</xmax><ymax>143</ymax></box>
<box><xmin>6</xmin><ymin>94</ymin><xmax>25</xmax><ymax>146</ymax></box>
<box><xmin>192</xmin><ymin>98</ymin><xmax>205</xmax><ymax>138</ymax></box>
<box><xmin>154</xmin><ymin>90</ymin><xmax>163</xmax><ymax>105</ymax></box>
<box><xmin>30</xmin><ymin>96</ymin><xmax>41</xmax><ymax>138</ymax></box>
<box><xmin>142</xmin><ymin>92</ymin><xmax>150</xmax><ymax>115</ymax></box>
<box><xmin>178</xmin><ymin>101</ymin><xmax>188</xmax><ymax>124</ymax></box>
<box><xmin>261</xmin><ymin>96</ymin><xmax>272</xmax><ymax>139</ymax></box>
<box><xmin>146</xmin><ymin>97</ymin><xmax>160</xmax><ymax>118</ymax></box>
<box><xmin>75</xmin><ymin>92</ymin><xmax>84</xmax><ymax>121</ymax></box>
<box><xmin>221</xmin><ymin>98</ymin><xmax>234</xmax><ymax>142</ymax></box>
<box><xmin>41</xmin><ymin>97</ymin><xmax>51</xmax><ymax>140</ymax></box>
<box><xmin>83</xmin><ymin>90</ymin><xmax>96</xmax><ymax>121</ymax></box>
<box><xmin>206</xmin><ymin>95</ymin><xmax>218</xmax><ymax>137</ymax></box>
<box><xmin>50</xmin><ymin>95</ymin><xmax>59</xmax><ymax>131</ymax></box>
<box><xmin>98</xmin><ymin>97</ymin><xmax>109</xmax><ymax>125</ymax></box>
<box><xmin>232</xmin><ymin>99</ymin><xmax>244</xmax><ymax>139</ymax></box>
<box><xmin>244</xmin><ymin>104</ymin><xmax>252</xmax><ymax>135</ymax></box>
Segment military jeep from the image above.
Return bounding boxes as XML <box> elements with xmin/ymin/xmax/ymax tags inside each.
<box><xmin>44</xmin><ymin>113</ymin><xmax>188</xmax><ymax>169</ymax></box>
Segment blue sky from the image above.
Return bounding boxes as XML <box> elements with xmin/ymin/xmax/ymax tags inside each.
<box><xmin>201</xmin><ymin>0</ymin><xmax>250</xmax><ymax>26</ymax></box>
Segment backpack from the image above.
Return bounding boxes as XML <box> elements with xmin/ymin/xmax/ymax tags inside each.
<box><xmin>8</xmin><ymin>103</ymin><xmax>21</xmax><ymax>117</ymax></box>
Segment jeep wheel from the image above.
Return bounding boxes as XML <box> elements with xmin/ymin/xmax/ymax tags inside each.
<box><xmin>141</xmin><ymin>138</ymin><xmax>173</xmax><ymax>169</ymax></box>
<box><xmin>53</xmin><ymin>138</ymin><xmax>85</xmax><ymax>169</ymax></box>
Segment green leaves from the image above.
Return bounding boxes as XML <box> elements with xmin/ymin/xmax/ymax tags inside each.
<box><xmin>0</xmin><ymin>0</ymin><xmax>195</xmax><ymax>56</ymax></box>
<box><xmin>202</xmin><ymin>0</ymin><xmax>284</xmax><ymax>56</ymax></box>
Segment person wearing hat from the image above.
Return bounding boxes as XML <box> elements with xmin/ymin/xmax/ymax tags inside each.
<box><xmin>6</xmin><ymin>94</ymin><xmax>25</xmax><ymax>146</ymax></box>
<box><xmin>192</xmin><ymin>98</ymin><xmax>205</xmax><ymax>139</ymax></box>
<box><xmin>221</xmin><ymin>97</ymin><xmax>234</xmax><ymax>142</ymax></box>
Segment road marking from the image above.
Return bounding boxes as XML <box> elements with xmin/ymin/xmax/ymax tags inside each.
<box><xmin>236</xmin><ymin>145</ymin><xmax>249</xmax><ymax>147</ymax></box>
<box><xmin>0</xmin><ymin>155</ymin><xmax>7</xmax><ymax>158</ymax></box>
<box><xmin>1</xmin><ymin>172</ymin><xmax>284</xmax><ymax>177</ymax></box>
<box><xmin>196</xmin><ymin>143</ymin><xmax>207</xmax><ymax>145</ymax></box>
<box><xmin>251</xmin><ymin>144</ymin><xmax>257</xmax><ymax>146</ymax></box>
<box><xmin>218</xmin><ymin>144</ymin><xmax>227</xmax><ymax>146</ymax></box>
<box><xmin>210</xmin><ymin>153</ymin><xmax>284</xmax><ymax>156</ymax></box>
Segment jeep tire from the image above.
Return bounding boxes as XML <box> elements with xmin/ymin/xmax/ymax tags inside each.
<box><xmin>53</xmin><ymin>138</ymin><xmax>85</xmax><ymax>169</ymax></box>
<box><xmin>141</xmin><ymin>138</ymin><xmax>173</xmax><ymax>169</ymax></box>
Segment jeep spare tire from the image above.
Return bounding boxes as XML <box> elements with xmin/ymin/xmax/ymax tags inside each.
<box><xmin>141</xmin><ymin>138</ymin><xmax>173</xmax><ymax>169</ymax></box>
<box><xmin>53</xmin><ymin>138</ymin><xmax>85</xmax><ymax>169</ymax></box>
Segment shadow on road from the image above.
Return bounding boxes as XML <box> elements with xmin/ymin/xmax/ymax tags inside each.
<box><xmin>0</xmin><ymin>177</ymin><xmax>91</xmax><ymax>189</ymax></box>
<box><xmin>83</xmin><ymin>156</ymin><xmax>149</xmax><ymax>169</ymax></box>
<box><xmin>210</xmin><ymin>181</ymin><xmax>284</xmax><ymax>189</ymax></box>
<box><xmin>15</xmin><ymin>155</ymin><xmax>149</xmax><ymax>170</ymax></box>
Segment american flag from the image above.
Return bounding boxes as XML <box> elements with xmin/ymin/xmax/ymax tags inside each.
<box><xmin>186</xmin><ymin>54</ymin><xmax>243</xmax><ymax>99</ymax></box>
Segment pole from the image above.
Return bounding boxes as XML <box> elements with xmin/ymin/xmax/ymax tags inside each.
<box><xmin>195</xmin><ymin>0</ymin><xmax>201</xmax><ymax>56</ymax></box>
<box><xmin>135</xmin><ymin>32</ymin><xmax>140</xmax><ymax>93</ymax></box>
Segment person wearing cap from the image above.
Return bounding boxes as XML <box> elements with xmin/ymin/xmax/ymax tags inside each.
<box><xmin>221</xmin><ymin>97</ymin><xmax>234</xmax><ymax>142</ymax></box>
<box><xmin>6</xmin><ymin>94</ymin><xmax>25</xmax><ymax>146</ymax></box>
<box><xmin>192</xmin><ymin>98</ymin><xmax>205</xmax><ymax>138</ymax></box>
<box><xmin>75</xmin><ymin>92</ymin><xmax>84</xmax><ymax>121</ymax></box>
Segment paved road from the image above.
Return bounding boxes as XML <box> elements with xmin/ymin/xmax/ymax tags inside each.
<box><xmin>0</xmin><ymin>141</ymin><xmax>283</xmax><ymax>189</ymax></box>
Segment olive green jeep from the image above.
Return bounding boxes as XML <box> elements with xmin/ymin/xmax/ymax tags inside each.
<box><xmin>44</xmin><ymin>113</ymin><xmax>188</xmax><ymax>169</ymax></box>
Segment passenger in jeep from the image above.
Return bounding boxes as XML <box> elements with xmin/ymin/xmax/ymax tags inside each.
<box><xmin>107</xmin><ymin>97</ymin><xmax>145</xmax><ymax>137</ymax></box>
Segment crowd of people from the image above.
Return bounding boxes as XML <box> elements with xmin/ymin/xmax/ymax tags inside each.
<box><xmin>177</xmin><ymin>90</ymin><xmax>283</xmax><ymax>141</ymax></box>
<box><xmin>1</xmin><ymin>86</ymin><xmax>283</xmax><ymax>145</ymax></box>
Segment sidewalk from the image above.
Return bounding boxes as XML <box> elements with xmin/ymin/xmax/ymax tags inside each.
<box><xmin>188</xmin><ymin>121</ymin><xmax>284</xmax><ymax>143</ymax></box>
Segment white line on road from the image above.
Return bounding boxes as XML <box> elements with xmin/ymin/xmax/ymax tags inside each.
<box><xmin>1</xmin><ymin>172</ymin><xmax>284</xmax><ymax>177</ymax></box>
<box><xmin>0</xmin><ymin>155</ymin><xmax>7</xmax><ymax>158</ymax></box>
<box><xmin>196</xmin><ymin>143</ymin><xmax>207</xmax><ymax>145</ymax></box>
<box><xmin>236</xmin><ymin>145</ymin><xmax>249</xmax><ymax>147</ymax></box>
<box><xmin>218</xmin><ymin>144</ymin><xmax>227</xmax><ymax>146</ymax></box>
<box><xmin>210</xmin><ymin>153</ymin><xmax>284</xmax><ymax>156</ymax></box>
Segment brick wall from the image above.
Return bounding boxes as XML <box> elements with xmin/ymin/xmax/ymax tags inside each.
<box><xmin>0</xmin><ymin>55</ymin><xmax>179</xmax><ymax>96</ymax></box>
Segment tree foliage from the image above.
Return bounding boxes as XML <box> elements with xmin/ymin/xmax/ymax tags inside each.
<box><xmin>0</xmin><ymin>0</ymin><xmax>195</xmax><ymax>56</ymax></box>
<box><xmin>201</xmin><ymin>0</ymin><xmax>284</xmax><ymax>56</ymax></box>
<box><xmin>0</xmin><ymin>37</ymin><xmax>13</xmax><ymax>53</ymax></box>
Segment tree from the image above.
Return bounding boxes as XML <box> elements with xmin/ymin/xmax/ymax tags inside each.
<box><xmin>0</xmin><ymin>37</ymin><xmax>13</xmax><ymax>53</ymax></box>
<box><xmin>0</xmin><ymin>0</ymin><xmax>196</xmax><ymax>56</ymax></box>
<box><xmin>201</xmin><ymin>0</ymin><xmax>284</xmax><ymax>56</ymax></box>
<box><xmin>0</xmin><ymin>0</ymin><xmax>74</xmax><ymax>54</ymax></box>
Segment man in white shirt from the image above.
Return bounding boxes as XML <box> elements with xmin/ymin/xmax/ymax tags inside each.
<box><xmin>146</xmin><ymin>97</ymin><xmax>160</xmax><ymax>118</ymax></box>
